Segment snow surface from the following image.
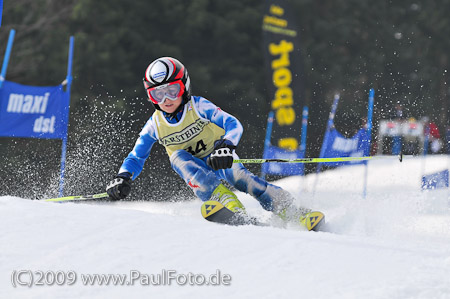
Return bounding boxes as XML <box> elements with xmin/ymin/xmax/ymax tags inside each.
<box><xmin>2</xmin><ymin>155</ymin><xmax>450</xmax><ymax>299</ymax></box>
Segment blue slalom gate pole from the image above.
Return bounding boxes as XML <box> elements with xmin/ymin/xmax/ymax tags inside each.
<box><xmin>363</xmin><ymin>88</ymin><xmax>374</xmax><ymax>199</ymax></box>
<box><xmin>316</xmin><ymin>94</ymin><xmax>340</xmax><ymax>174</ymax></box>
<box><xmin>0</xmin><ymin>29</ymin><xmax>15</xmax><ymax>89</ymax></box>
<box><xmin>299</xmin><ymin>106</ymin><xmax>308</xmax><ymax>157</ymax></box>
<box><xmin>299</xmin><ymin>106</ymin><xmax>309</xmax><ymax>175</ymax></box>
<box><xmin>58</xmin><ymin>36</ymin><xmax>74</xmax><ymax>197</ymax></box>
<box><xmin>261</xmin><ymin>111</ymin><xmax>275</xmax><ymax>179</ymax></box>
<box><xmin>420</xmin><ymin>123</ymin><xmax>430</xmax><ymax>188</ymax></box>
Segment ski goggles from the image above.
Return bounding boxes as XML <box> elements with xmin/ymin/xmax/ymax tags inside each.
<box><xmin>145</xmin><ymin>80</ymin><xmax>185</xmax><ymax>104</ymax></box>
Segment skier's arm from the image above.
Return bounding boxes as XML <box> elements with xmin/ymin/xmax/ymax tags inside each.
<box><xmin>195</xmin><ymin>96</ymin><xmax>243</xmax><ymax>146</ymax></box>
<box><xmin>118</xmin><ymin>118</ymin><xmax>158</xmax><ymax>180</ymax></box>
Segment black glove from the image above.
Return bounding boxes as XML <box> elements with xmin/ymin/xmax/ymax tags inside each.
<box><xmin>106</xmin><ymin>173</ymin><xmax>132</xmax><ymax>200</ymax></box>
<box><xmin>207</xmin><ymin>139</ymin><xmax>236</xmax><ymax>171</ymax></box>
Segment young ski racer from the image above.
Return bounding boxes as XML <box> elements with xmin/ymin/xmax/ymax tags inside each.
<box><xmin>106</xmin><ymin>57</ymin><xmax>324</xmax><ymax>230</ymax></box>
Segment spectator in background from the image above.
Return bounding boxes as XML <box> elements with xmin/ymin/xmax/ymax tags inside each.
<box><xmin>390</xmin><ymin>103</ymin><xmax>406</xmax><ymax>120</ymax></box>
<box><xmin>386</xmin><ymin>104</ymin><xmax>407</xmax><ymax>155</ymax></box>
<box><xmin>446</xmin><ymin>125</ymin><xmax>450</xmax><ymax>154</ymax></box>
<box><xmin>422</xmin><ymin>116</ymin><xmax>442</xmax><ymax>154</ymax></box>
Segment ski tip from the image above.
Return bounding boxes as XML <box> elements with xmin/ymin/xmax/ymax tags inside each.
<box><xmin>201</xmin><ymin>200</ymin><xmax>226</xmax><ymax>219</ymax></box>
<box><xmin>201</xmin><ymin>200</ymin><xmax>259</xmax><ymax>226</ymax></box>
<box><xmin>303</xmin><ymin>211</ymin><xmax>325</xmax><ymax>231</ymax></box>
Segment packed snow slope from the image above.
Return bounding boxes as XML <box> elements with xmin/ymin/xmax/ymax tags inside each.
<box><xmin>1</xmin><ymin>155</ymin><xmax>450</xmax><ymax>299</ymax></box>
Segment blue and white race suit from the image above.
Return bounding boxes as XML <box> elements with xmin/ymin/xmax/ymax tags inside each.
<box><xmin>118</xmin><ymin>96</ymin><xmax>291</xmax><ymax>211</ymax></box>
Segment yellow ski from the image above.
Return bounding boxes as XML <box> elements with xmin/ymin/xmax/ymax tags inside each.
<box><xmin>43</xmin><ymin>192</ymin><xmax>109</xmax><ymax>203</ymax></box>
<box><xmin>201</xmin><ymin>200</ymin><xmax>261</xmax><ymax>226</ymax></box>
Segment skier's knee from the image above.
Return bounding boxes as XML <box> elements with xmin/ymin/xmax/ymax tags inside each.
<box><xmin>188</xmin><ymin>167</ymin><xmax>221</xmax><ymax>201</ymax></box>
<box><xmin>170</xmin><ymin>149</ymin><xmax>220</xmax><ymax>201</ymax></box>
<box><xmin>170</xmin><ymin>149</ymin><xmax>192</xmax><ymax>167</ymax></box>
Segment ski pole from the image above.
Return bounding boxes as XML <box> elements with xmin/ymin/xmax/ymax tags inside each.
<box><xmin>234</xmin><ymin>153</ymin><xmax>402</xmax><ymax>164</ymax></box>
<box><xmin>42</xmin><ymin>156</ymin><xmax>402</xmax><ymax>202</ymax></box>
<box><xmin>43</xmin><ymin>192</ymin><xmax>109</xmax><ymax>203</ymax></box>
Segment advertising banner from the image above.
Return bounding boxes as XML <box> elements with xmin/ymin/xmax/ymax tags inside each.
<box><xmin>262</xmin><ymin>0</ymin><xmax>305</xmax><ymax>175</ymax></box>
<box><xmin>320</xmin><ymin>128</ymin><xmax>369</xmax><ymax>167</ymax></box>
<box><xmin>0</xmin><ymin>80</ymin><xmax>70</xmax><ymax>139</ymax></box>
<box><xmin>421</xmin><ymin>169</ymin><xmax>449</xmax><ymax>190</ymax></box>
<box><xmin>262</xmin><ymin>145</ymin><xmax>304</xmax><ymax>175</ymax></box>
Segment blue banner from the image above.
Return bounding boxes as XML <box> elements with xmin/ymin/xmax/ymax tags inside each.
<box><xmin>0</xmin><ymin>80</ymin><xmax>70</xmax><ymax>139</ymax></box>
<box><xmin>262</xmin><ymin>145</ymin><xmax>304</xmax><ymax>176</ymax></box>
<box><xmin>320</xmin><ymin>128</ymin><xmax>369</xmax><ymax>167</ymax></box>
<box><xmin>422</xmin><ymin>169</ymin><xmax>449</xmax><ymax>190</ymax></box>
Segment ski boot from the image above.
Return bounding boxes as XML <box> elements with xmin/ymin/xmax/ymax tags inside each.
<box><xmin>265</xmin><ymin>186</ymin><xmax>325</xmax><ymax>231</ymax></box>
<box><xmin>209</xmin><ymin>183</ymin><xmax>245</xmax><ymax>213</ymax></box>
<box><xmin>201</xmin><ymin>183</ymin><xmax>253</xmax><ymax>225</ymax></box>
<box><xmin>276</xmin><ymin>206</ymin><xmax>325</xmax><ymax>231</ymax></box>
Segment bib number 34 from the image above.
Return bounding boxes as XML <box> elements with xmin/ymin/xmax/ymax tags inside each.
<box><xmin>186</xmin><ymin>139</ymin><xmax>207</xmax><ymax>156</ymax></box>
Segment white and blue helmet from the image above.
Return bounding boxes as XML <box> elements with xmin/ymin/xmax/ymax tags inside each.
<box><xmin>143</xmin><ymin>57</ymin><xmax>191</xmax><ymax>108</ymax></box>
